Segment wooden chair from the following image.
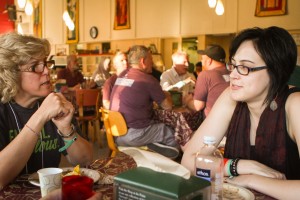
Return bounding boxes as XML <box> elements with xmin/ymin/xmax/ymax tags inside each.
<box><xmin>100</xmin><ymin>107</ymin><xmax>128</xmax><ymax>157</ymax></box>
<box><xmin>100</xmin><ymin>108</ymin><xmax>152</xmax><ymax>157</ymax></box>
<box><xmin>75</xmin><ymin>89</ymin><xmax>103</xmax><ymax>147</ymax></box>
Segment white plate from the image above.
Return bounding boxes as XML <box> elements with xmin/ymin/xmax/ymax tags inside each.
<box><xmin>223</xmin><ymin>183</ymin><xmax>255</xmax><ymax>200</ymax></box>
<box><xmin>28</xmin><ymin>167</ymin><xmax>100</xmax><ymax>187</ymax></box>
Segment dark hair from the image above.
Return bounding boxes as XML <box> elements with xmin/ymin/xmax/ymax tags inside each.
<box><xmin>229</xmin><ymin>26</ymin><xmax>297</xmax><ymax>104</ymax></box>
<box><xmin>195</xmin><ymin>62</ymin><xmax>202</xmax><ymax>67</ymax></box>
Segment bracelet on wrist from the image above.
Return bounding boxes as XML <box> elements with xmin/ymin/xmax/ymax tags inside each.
<box><xmin>57</xmin><ymin>124</ymin><xmax>75</xmax><ymax>138</ymax></box>
<box><xmin>25</xmin><ymin>124</ymin><xmax>40</xmax><ymax>138</ymax></box>
<box><xmin>59</xmin><ymin>133</ymin><xmax>77</xmax><ymax>152</ymax></box>
<box><xmin>230</xmin><ymin>158</ymin><xmax>240</xmax><ymax>176</ymax></box>
<box><xmin>227</xmin><ymin>159</ymin><xmax>233</xmax><ymax>177</ymax></box>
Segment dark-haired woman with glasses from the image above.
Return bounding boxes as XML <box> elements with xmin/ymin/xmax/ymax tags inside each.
<box><xmin>182</xmin><ymin>26</ymin><xmax>300</xmax><ymax>199</ymax></box>
<box><xmin>0</xmin><ymin>33</ymin><xmax>93</xmax><ymax>188</ymax></box>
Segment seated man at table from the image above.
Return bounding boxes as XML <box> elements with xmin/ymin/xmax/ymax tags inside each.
<box><xmin>110</xmin><ymin>45</ymin><xmax>179</xmax><ymax>159</ymax></box>
<box><xmin>183</xmin><ymin>44</ymin><xmax>229</xmax><ymax>118</ymax></box>
<box><xmin>57</xmin><ymin>54</ymin><xmax>86</xmax><ymax>91</ymax></box>
<box><xmin>160</xmin><ymin>51</ymin><xmax>196</xmax><ymax>95</ymax></box>
<box><xmin>102</xmin><ymin>51</ymin><xmax>129</xmax><ymax>109</ymax></box>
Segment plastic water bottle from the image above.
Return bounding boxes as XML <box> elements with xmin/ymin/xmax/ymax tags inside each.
<box><xmin>195</xmin><ymin>136</ymin><xmax>224</xmax><ymax>200</ymax></box>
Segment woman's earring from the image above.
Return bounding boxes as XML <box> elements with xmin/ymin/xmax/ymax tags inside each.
<box><xmin>270</xmin><ymin>99</ymin><xmax>278</xmax><ymax>111</ymax></box>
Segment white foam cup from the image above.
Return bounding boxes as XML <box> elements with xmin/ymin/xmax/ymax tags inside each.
<box><xmin>37</xmin><ymin>167</ymin><xmax>63</xmax><ymax>197</ymax></box>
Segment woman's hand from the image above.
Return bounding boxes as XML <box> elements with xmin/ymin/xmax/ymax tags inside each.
<box><xmin>224</xmin><ymin>174</ymin><xmax>254</xmax><ymax>188</ymax></box>
<box><xmin>37</xmin><ymin>92</ymin><xmax>74</xmax><ymax>133</ymax></box>
<box><xmin>237</xmin><ymin>160</ymin><xmax>286</xmax><ymax>180</ymax></box>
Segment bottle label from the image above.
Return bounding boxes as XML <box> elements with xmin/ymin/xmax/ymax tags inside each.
<box><xmin>195</xmin><ymin>168</ymin><xmax>211</xmax><ymax>181</ymax></box>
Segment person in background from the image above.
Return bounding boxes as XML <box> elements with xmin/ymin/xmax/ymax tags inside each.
<box><xmin>151</xmin><ymin>65</ymin><xmax>162</xmax><ymax>81</ymax></box>
<box><xmin>57</xmin><ymin>54</ymin><xmax>85</xmax><ymax>90</ymax></box>
<box><xmin>92</xmin><ymin>57</ymin><xmax>111</xmax><ymax>88</ymax></box>
<box><xmin>160</xmin><ymin>51</ymin><xmax>196</xmax><ymax>94</ymax></box>
<box><xmin>183</xmin><ymin>45</ymin><xmax>229</xmax><ymax>118</ymax></box>
<box><xmin>182</xmin><ymin>26</ymin><xmax>300</xmax><ymax>199</ymax></box>
<box><xmin>102</xmin><ymin>52</ymin><xmax>128</xmax><ymax>109</ymax></box>
<box><xmin>194</xmin><ymin>61</ymin><xmax>202</xmax><ymax>78</ymax></box>
<box><xmin>110</xmin><ymin>45</ymin><xmax>179</xmax><ymax>159</ymax></box>
<box><xmin>0</xmin><ymin>33</ymin><xmax>93</xmax><ymax>188</ymax></box>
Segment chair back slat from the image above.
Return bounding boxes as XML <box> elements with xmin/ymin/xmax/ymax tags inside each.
<box><xmin>75</xmin><ymin>89</ymin><xmax>101</xmax><ymax>117</ymax></box>
<box><xmin>100</xmin><ymin>107</ymin><xmax>128</xmax><ymax>157</ymax></box>
<box><xmin>75</xmin><ymin>89</ymin><xmax>100</xmax><ymax>107</ymax></box>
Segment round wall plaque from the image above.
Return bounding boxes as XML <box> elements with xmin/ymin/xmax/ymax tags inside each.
<box><xmin>90</xmin><ymin>26</ymin><xmax>98</xmax><ymax>39</ymax></box>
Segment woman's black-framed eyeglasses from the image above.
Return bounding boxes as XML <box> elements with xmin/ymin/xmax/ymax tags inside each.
<box><xmin>226</xmin><ymin>63</ymin><xmax>267</xmax><ymax>75</ymax></box>
<box><xmin>19</xmin><ymin>60</ymin><xmax>55</xmax><ymax>74</ymax></box>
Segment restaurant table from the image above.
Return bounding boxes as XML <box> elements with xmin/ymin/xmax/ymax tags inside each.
<box><xmin>0</xmin><ymin>152</ymin><xmax>275</xmax><ymax>200</ymax></box>
<box><xmin>153</xmin><ymin>107</ymin><xmax>203</xmax><ymax>146</ymax></box>
<box><xmin>0</xmin><ymin>152</ymin><xmax>136</xmax><ymax>200</ymax></box>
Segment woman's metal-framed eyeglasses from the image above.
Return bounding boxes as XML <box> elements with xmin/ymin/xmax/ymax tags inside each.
<box><xmin>226</xmin><ymin>63</ymin><xmax>268</xmax><ymax>76</ymax></box>
<box><xmin>19</xmin><ymin>60</ymin><xmax>55</xmax><ymax>74</ymax></box>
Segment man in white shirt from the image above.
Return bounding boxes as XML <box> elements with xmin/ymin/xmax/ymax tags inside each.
<box><xmin>160</xmin><ymin>51</ymin><xmax>196</xmax><ymax>95</ymax></box>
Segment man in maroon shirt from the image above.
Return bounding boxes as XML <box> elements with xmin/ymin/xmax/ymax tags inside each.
<box><xmin>57</xmin><ymin>54</ymin><xmax>85</xmax><ymax>90</ymax></box>
<box><xmin>110</xmin><ymin>45</ymin><xmax>179</xmax><ymax>159</ymax></box>
<box><xmin>184</xmin><ymin>44</ymin><xmax>230</xmax><ymax>118</ymax></box>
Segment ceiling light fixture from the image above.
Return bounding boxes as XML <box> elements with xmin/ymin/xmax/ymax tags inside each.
<box><xmin>215</xmin><ymin>0</ymin><xmax>224</xmax><ymax>15</ymax></box>
<box><xmin>208</xmin><ymin>0</ymin><xmax>217</xmax><ymax>8</ymax></box>
<box><xmin>17</xmin><ymin>0</ymin><xmax>27</xmax><ymax>9</ymax></box>
<box><xmin>25</xmin><ymin>1</ymin><xmax>33</xmax><ymax>15</ymax></box>
<box><xmin>208</xmin><ymin>0</ymin><xmax>224</xmax><ymax>16</ymax></box>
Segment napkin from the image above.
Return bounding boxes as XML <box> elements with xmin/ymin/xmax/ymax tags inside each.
<box><xmin>119</xmin><ymin>147</ymin><xmax>191</xmax><ymax>179</ymax></box>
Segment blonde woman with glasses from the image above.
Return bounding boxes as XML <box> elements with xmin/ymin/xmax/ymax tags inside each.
<box><xmin>0</xmin><ymin>33</ymin><xmax>93</xmax><ymax>188</ymax></box>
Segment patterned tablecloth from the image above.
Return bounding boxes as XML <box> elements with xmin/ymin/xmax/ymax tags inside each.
<box><xmin>0</xmin><ymin>152</ymin><xmax>137</xmax><ymax>200</ymax></box>
<box><xmin>0</xmin><ymin>150</ymin><xmax>276</xmax><ymax>200</ymax></box>
<box><xmin>153</xmin><ymin>108</ymin><xmax>202</xmax><ymax>146</ymax></box>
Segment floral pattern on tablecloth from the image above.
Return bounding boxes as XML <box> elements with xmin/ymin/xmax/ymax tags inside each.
<box><xmin>0</xmin><ymin>152</ymin><xmax>136</xmax><ymax>200</ymax></box>
<box><xmin>0</xmin><ymin>174</ymin><xmax>41</xmax><ymax>199</ymax></box>
<box><xmin>89</xmin><ymin>152</ymin><xmax>137</xmax><ymax>200</ymax></box>
<box><xmin>153</xmin><ymin>109</ymin><xmax>202</xmax><ymax>146</ymax></box>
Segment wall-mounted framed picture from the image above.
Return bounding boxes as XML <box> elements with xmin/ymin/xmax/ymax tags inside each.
<box><xmin>149</xmin><ymin>44</ymin><xmax>158</xmax><ymax>54</ymax></box>
<box><xmin>55</xmin><ymin>44</ymin><xmax>69</xmax><ymax>56</ymax></box>
<box><xmin>33</xmin><ymin>0</ymin><xmax>42</xmax><ymax>38</ymax></box>
<box><xmin>114</xmin><ymin>0</ymin><xmax>130</xmax><ymax>30</ymax></box>
<box><xmin>255</xmin><ymin>0</ymin><xmax>287</xmax><ymax>17</ymax></box>
<box><xmin>66</xmin><ymin>0</ymin><xmax>79</xmax><ymax>43</ymax></box>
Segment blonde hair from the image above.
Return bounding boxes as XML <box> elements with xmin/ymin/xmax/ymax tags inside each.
<box><xmin>0</xmin><ymin>32</ymin><xmax>50</xmax><ymax>103</ymax></box>
<box><xmin>112</xmin><ymin>51</ymin><xmax>126</xmax><ymax>67</ymax></box>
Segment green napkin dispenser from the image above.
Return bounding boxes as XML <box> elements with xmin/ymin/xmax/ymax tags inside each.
<box><xmin>113</xmin><ymin>167</ymin><xmax>211</xmax><ymax>200</ymax></box>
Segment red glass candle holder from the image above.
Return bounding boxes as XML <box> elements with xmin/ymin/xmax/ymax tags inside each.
<box><xmin>62</xmin><ymin>175</ymin><xmax>94</xmax><ymax>200</ymax></box>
